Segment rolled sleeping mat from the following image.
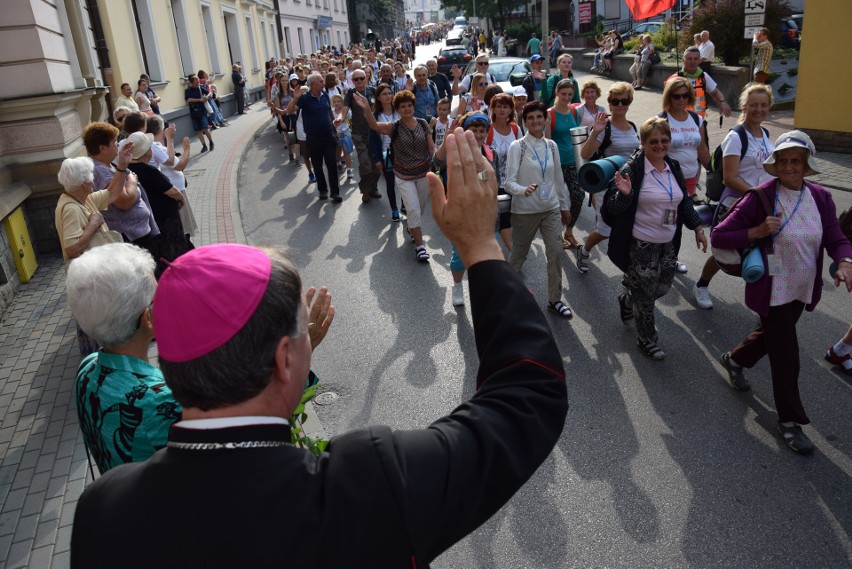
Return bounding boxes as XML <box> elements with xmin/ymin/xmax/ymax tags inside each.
<box><xmin>741</xmin><ymin>246</ymin><xmax>765</xmax><ymax>283</ymax></box>
<box><xmin>694</xmin><ymin>204</ymin><xmax>715</xmax><ymax>227</ymax></box>
<box><xmin>577</xmin><ymin>154</ymin><xmax>628</xmax><ymax>194</ymax></box>
<box><xmin>287</xmin><ymin>131</ymin><xmax>297</xmax><ymax>146</ymax></box>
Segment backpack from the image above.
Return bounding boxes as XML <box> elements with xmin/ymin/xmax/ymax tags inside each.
<box><xmin>595</xmin><ymin>120</ymin><xmax>638</xmax><ymax>160</ymax></box>
<box><xmin>547</xmin><ymin>107</ymin><xmax>577</xmax><ymax>130</ymax></box>
<box><xmin>839</xmin><ymin>207</ymin><xmax>852</xmax><ymax>242</ymax></box>
<box><xmin>711</xmin><ymin>187</ymin><xmax>773</xmax><ymax>278</ymax></box>
<box><xmin>486</xmin><ymin>123</ymin><xmax>520</xmax><ymax>145</ymax></box>
<box><xmin>705</xmin><ymin>124</ymin><xmax>769</xmax><ymax>201</ymax></box>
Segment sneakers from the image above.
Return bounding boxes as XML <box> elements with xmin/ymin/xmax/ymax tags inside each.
<box><xmin>777</xmin><ymin>423</ymin><xmax>815</xmax><ymax>455</ymax></box>
<box><xmin>676</xmin><ymin>261</ymin><xmax>687</xmax><ymax>273</ymax></box>
<box><xmin>308</xmin><ymin>172</ymin><xmax>316</xmax><ymax>183</ymax></box>
<box><xmin>293</xmin><ymin>158</ymin><xmax>300</xmax><ymax>166</ymax></box>
<box><xmin>331</xmin><ymin>195</ymin><xmax>343</xmax><ymax>203</ymax></box>
<box><xmin>209</xmin><ymin>140</ymin><xmax>215</xmax><ymax>151</ymax></box>
<box><xmin>451</xmin><ymin>282</ymin><xmax>464</xmax><ymax>306</ymax></box>
<box><xmin>575</xmin><ymin>246</ymin><xmax>590</xmax><ymax>274</ymax></box>
<box><xmin>719</xmin><ymin>352</ymin><xmax>750</xmax><ymax>391</ymax></box>
<box><xmin>200</xmin><ymin>145</ymin><xmax>208</xmax><ymax>153</ymax></box>
<box><xmin>318</xmin><ymin>193</ymin><xmax>328</xmax><ymax>201</ymax></box>
<box><xmin>361</xmin><ymin>193</ymin><xmax>371</xmax><ymax>203</ymax></box>
<box><xmin>692</xmin><ymin>283</ymin><xmax>714</xmax><ymax>309</ymax></box>
<box><xmin>637</xmin><ymin>337</ymin><xmax>665</xmax><ymax>360</ymax></box>
<box><xmin>391</xmin><ymin>209</ymin><xmax>400</xmax><ymax>222</ymax></box>
<box><xmin>346</xmin><ymin>168</ymin><xmax>353</xmax><ymax>180</ymax></box>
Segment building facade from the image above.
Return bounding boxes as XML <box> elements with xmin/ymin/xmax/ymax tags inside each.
<box><xmin>404</xmin><ymin>0</ymin><xmax>444</xmax><ymax>28</ymax></box>
<box><xmin>278</xmin><ymin>0</ymin><xmax>350</xmax><ymax>53</ymax></box>
<box><xmin>0</xmin><ymin>0</ymin><xmax>306</xmax><ymax>313</ymax></box>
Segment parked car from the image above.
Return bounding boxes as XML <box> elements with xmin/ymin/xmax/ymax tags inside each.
<box><xmin>780</xmin><ymin>18</ymin><xmax>801</xmax><ymax>49</ymax></box>
<box><xmin>436</xmin><ymin>46</ymin><xmax>472</xmax><ymax>75</ymax></box>
<box><xmin>462</xmin><ymin>57</ymin><xmax>532</xmax><ymax>94</ymax></box>
<box><xmin>621</xmin><ymin>21</ymin><xmax>663</xmax><ymax>41</ymax></box>
<box><xmin>790</xmin><ymin>13</ymin><xmax>803</xmax><ymax>32</ymax></box>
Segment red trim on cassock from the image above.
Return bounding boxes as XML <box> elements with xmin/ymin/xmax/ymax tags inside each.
<box><xmin>476</xmin><ymin>358</ymin><xmax>566</xmax><ymax>389</ymax></box>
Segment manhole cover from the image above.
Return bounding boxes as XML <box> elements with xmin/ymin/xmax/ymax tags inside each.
<box><xmin>313</xmin><ymin>392</ymin><xmax>339</xmax><ymax>406</ymax></box>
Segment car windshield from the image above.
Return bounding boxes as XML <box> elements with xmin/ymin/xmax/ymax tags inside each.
<box><xmin>488</xmin><ymin>61</ymin><xmax>529</xmax><ymax>81</ymax></box>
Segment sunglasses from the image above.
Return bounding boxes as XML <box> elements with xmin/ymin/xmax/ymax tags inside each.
<box><xmin>608</xmin><ymin>98</ymin><xmax>632</xmax><ymax>106</ymax></box>
<box><xmin>671</xmin><ymin>92</ymin><xmax>690</xmax><ymax>101</ymax></box>
<box><xmin>646</xmin><ymin>138</ymin><xmax>670</xmax><ymax>146</ymax></box>
<box><xmin>477</xmin><ymin>82</ymin><xmax>488</xmax><ymax>87</ymax></box>
<box><xmin>477</xmin><ymin>62</ymin><xmax>489</xmax><ymax>66</ymax></box>
<box><xmin>353</xmin><ymin>77</ymin><xmax>365</xmax><ymax>81</ymax></box>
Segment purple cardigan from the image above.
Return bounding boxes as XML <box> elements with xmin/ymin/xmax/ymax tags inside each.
<box><xmin>711</xmin><ymin>178</ymin><xmax>852</xmax><ymax>317</ymax></box>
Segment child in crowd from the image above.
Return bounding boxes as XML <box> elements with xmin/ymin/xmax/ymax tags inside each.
<box><xmin>331</xmin><ymin>94</ymin><xmax>353</xmax><ymax>180</ymax></box>
<box><xmin>431</xmin><ymin>98</ymin><xmax>451</xmax><ymax>148</ymax></box>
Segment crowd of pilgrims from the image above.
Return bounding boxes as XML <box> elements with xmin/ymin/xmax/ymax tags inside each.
<box><xmin>54</xmin><ymin>39</ymin><xmax>852</xmax><ymax>456</ymax></box>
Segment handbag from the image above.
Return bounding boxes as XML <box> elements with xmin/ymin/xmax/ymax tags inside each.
<box><xmin>649</xmin><ymin>52</ymin><xmax>661</xmax><ymax>65</ymax></box>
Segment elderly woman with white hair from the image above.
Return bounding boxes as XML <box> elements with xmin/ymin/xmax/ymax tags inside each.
<box><xmin>712</xmin><ymin>130</ymin><xmax>852</xmax><ymax>454</ymax></box>
<box><xmin>55</xmin><ymin>155</ymin><xmax>138</xmax><ymax>262</ymax></box>
<box><xmin>55</xmin><ymin>154</ymin><xmax>139</xmax><ymax>355</ymax></box>
<box><xmin>67</xmin><ymin>243</ymin><xmax>181</xmax><ymax>473</ymax></box>
<box><xmin>125</xmin><ymin>131</ymin><xmax>193</xmax><ymax>275</ymax></box>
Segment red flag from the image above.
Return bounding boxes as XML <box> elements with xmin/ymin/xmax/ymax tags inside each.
<box><xmin>624</xmin><ymin>0</ymin><xmax>676</xmax><ymax>20</ymax></box>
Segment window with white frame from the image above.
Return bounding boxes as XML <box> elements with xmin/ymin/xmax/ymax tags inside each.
<box><xmin>297</xmin><ymin>28</ymin><xmax>305</xmax><ymax>54</ymax></box>
<box><xmin>222</xmin><ymin>8</ymin><xmax>243</xmax><ymax>68</ymax></box>
<box><xmin>260</xmin><ymin>18</ymin><xmax>269</xmax><ymax>61</ymax></box>
<box><xmin>244</xmin><ymin>15</ymin><xmax>259</xmax><ymax>71</ymax></box>
<box><xmin>201</xmin><ymin>3</ymin><xmax>221</xmax><ymax>74</ymax></box>
<box><xmin>129</xmin><ymin>0</ymin><xmax>164</xmax><ymax>81</ymax></box>
<box><xmin>284</xmin><ymin>27</ymin><xmax>292</xmax><ymax>57</ymax></box>
<box><xmin>169</xmin><ymin>0</ymin><xmax>195</xmax><ymax>77</ymax></box>
<box><xmin>270</xmin><ymin>22</ymin><xmax>278</xmax><ymax>59</ymax></box>
<box><xmin>334</xmin><ymin>0</ymin><xmax>338</xmax><ymax>11</ymax></box>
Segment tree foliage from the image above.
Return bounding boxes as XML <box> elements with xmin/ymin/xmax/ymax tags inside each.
<box><xmin>440</xmin><ymin>0</ymin><xmax>527</xmax><ymax>30</ymax></box>
<box><xmin>685</xmin><ymin>0</ymin><xmax>792</xmax><ymax>65</ymax></box>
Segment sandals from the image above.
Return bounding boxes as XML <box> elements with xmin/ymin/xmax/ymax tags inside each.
<box><xmin>618</xmin><ymin>293</ymin><xmax>633</xmax><ymax>323</ymax></box>
<box><xmin>575</xmin><ymin>247</ymin><xmax>590</xmax><ymax>274</ymax></box>
<box><xmin>547</xmin><ymin>301</ymin><xmax>573</xmax><ymax>319</ymax></box>
<box><xmin>637</xmin><ymin>338</ymin><xmax>665</xmax><ymax>360</ymax></box>
<box><xmin>562</xmin><ymin>229</ymin><xmax>580</xmax><ymax>250</ymax></box>
<box><xmin>415</xmin><ymin>245</ymin><xmax>430</xmax><ymax>262</ymax></box>
<box><xmin>825</xmin><ymin>346</ymin><xmax>852</xmax><ymax>375</ymax></box>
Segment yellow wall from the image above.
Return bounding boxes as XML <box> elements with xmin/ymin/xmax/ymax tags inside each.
<box><xmin>794</xmin><ymin>1</ymin><xmax>852</xmax><ymax>133</ymax></box>
<box><xmin>96</xmin><ymin>0</ymin><xmax>271</xmax><ymax>116</ymax></box>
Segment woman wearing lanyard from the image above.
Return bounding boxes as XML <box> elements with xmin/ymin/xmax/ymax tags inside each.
<box><xmin>659</xmin><ymin>77</ymin><xmax>710</xmax><ymax>275</ymax></box>
<box><xmin>504</xmin><ymin>101</ymin><xmax>573</xmax><ymax>318</ymax></box>
<box><xmin>712</xmin><ymin>131</ymin><xmax>852</xmax><ymax>454</ymax></box>
<box><xmin>604</xmin><ymin>117</ymin><xmax>706</xmax><ymax>360</ymax></box>
<box><xmin>693</xmin><ymin>84</ymin><xmax>775</xmax><ymax>309</ymax></box>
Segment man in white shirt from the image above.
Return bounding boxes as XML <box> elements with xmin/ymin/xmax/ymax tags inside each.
<box><xmin>698</xmin><ymin>30</ymin><xmax>715</xmax><ymax>74</ymax></box>
<box><xmin>451</xmin><ymin>54</ymin><xmax>496</xmax><ymax>96</ymax></box>
<box><xmin>115</xmin><ymin>83</ymin><xmax>140</xmax><ymax>112</ymax></box>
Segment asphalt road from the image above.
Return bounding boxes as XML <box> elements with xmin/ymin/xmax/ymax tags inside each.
<box><xmin>238</xmin><ymin>41</ymin><xmax>852</xmax><ymax>568</ymax></box>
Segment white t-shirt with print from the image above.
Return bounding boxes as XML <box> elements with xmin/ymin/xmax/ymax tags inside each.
<box><xmin>721</xmin><ymin>127</ymin><xmax>775</xmax><ymax>188</ymax></box>
<box><xmin>666</xmin><ymin>113</ymin><xmax>704</xmax><ymax>179</ymax></box>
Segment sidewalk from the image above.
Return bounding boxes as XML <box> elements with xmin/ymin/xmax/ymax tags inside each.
<box><xmin>0</xmin><ymin>105</ymin><xmax>271</xmax><ymax>568</ymax></box>
<box><xmin>571</xmin><ymin>70</ymin><xmax>852</xmax><ymax>192</ymax></box>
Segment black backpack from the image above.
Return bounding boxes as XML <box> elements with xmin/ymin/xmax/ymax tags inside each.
<box><xmin>595</xmin><ymin>120</ymin><xmax>638</xmax><ymax>160</ymax></box>
<box><xmin>706</xmin><ymin>123</ymin><xmax>769</xmax><ymax>201</ymax></box>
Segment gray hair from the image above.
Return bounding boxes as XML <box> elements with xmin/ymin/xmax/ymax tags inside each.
<box><xmin>57</xmin><ymin>157</ymin><xmax>94</xmax><ymax>191</ymax></box>
<box><xmin>159</xmin><ymin>248</ymin><xmax>304</xmax><ymax>411</ymax></box>
<box><xmin>113</xmin><ymin>106</ymin><xmax>132</xmax><ymax>122</ymax></box>
<box><xmin>146</xmin><ymin>114</ymin><xmax>165</xmax><ymax>136</ymax></box>
<box><xmin>306</xmin><ymin>72</ymin><xmax>324</xmax><ymax>87</ymax></box>
<box><xmin>414</xmin><ymin>65</ymin><xmax>428</xmax><ymax>76</ymax></box>
<box><xmin>66</xmin><ymin>243</ymin><xmax>156</xmax><ymax>348</ymax></box>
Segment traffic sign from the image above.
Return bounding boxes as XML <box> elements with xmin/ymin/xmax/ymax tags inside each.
<box><xmin>744</xmin><ymin>13</ymin><xmax>765</xmax><ymax>26</ymax></box>
<box><xmin>744</xmin><ymin>26</ymin><xmax>762</xmax><ymax>39</ymax></box>
<box><xmin>744</xmin><ymin>0</ymin><xmax>766</xmax><ymax>14</ymax></box>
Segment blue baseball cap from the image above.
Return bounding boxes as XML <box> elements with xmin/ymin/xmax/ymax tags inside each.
<box><xmin>529</xmin><ymin>54</ymin><xmax>544</xmax><ymax>63</ymax></box>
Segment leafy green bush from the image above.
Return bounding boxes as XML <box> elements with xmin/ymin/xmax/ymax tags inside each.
<box><xmin>684</xmin><ymin>0</ymin><xmax>792</xmax><ymax>65</ymax></box>
<box><xmin>650</xmin><ymin>19</ymin><xmax>678</xmax><ymax>51</ymax></box>
<box><xmin>506</xmin><ymin>22</ymin><xmax>542</xmax><ymax>45</ymax></box>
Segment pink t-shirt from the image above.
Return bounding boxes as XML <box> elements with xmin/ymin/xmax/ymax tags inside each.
<box><xmin>770</xmin><ymin>186</ymin><xmax>822</xmax><ymax>306</ymax></box>
<box><xmin>632</xmin><ymin>159</ymin><xmax>683</xmax><ymax>243</ymax></box>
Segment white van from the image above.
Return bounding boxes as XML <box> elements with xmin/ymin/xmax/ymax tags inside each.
<box><xmin>454</xmin><ymin>16</ymin><xmax>467</xmax><ymax>29</ymax></box>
